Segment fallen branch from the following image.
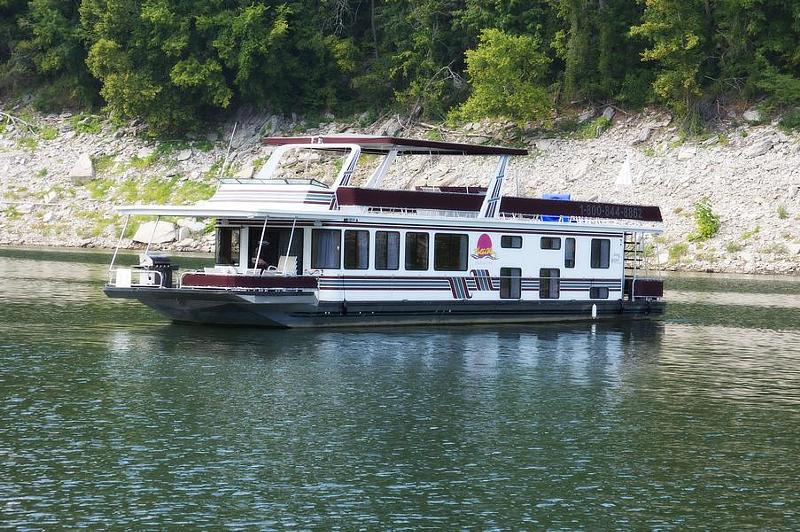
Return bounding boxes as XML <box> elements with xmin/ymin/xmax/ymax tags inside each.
<box><xmin>0</xmin><ymin>110</ymin><xmax>38</xmax><ymax>134</ymax></box>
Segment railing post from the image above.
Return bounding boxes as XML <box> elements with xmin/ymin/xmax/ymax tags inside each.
<box><xmin>109</xmin><ymin>214</ymin><xmax>131</xmax><ymax>273</ymax></box>
<box><xmin>144</xmin><ymin>215</ymin><xmax>160</xmax><ymax>256</ymax></box>
<box><xmin>283</xmin><ymin>217</ymin><xmax>297</xmax><ymax>275</ymax></box>
<box><xmin>253</xmin><ymin>216</ymin><xmax>269</xmax><ymax>274</ymax></box>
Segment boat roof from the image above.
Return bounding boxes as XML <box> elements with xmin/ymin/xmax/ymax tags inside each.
<box><xmin>261</xmin><ymin>135</ymin><xmax>528</xmax><ymax>156</ymax></box>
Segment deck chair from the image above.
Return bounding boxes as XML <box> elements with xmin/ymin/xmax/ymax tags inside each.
<box><xmin>277</xmin><ymin>255</ymin><xmax>298</xmax><ymax>275</ymax></box>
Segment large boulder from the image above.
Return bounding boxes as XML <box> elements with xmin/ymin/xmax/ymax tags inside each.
<box><xmin>69</xmin><ymin>154</ymin><xmax>94</xmax><ymax>185</ymax></box>
<box><xmin>743</xmin><ymin>109</ymin><xmax>762</xmax><ymax>123</ymax></box>
<box><xmin>132</xmin><ymin>220</ymin><xmax>176</xmax><ymax>244</ymax></box>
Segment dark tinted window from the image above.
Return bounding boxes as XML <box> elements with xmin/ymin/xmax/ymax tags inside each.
<box><xmin>565</xmin><ymin>237</ymin><xmax>576</xmax><ymax>268</ymax></box>
<box><xmin>344</xmin><ymin>230</ymin><xmax>369</xmax><ymax>269</ymax></box>
<box><xmin>434</xmin><ymin>233</ymin><xmax>468</xmax><ymax>271</ymax></box>
<box><xmin>216</xmin><ymin>227</ymin><xmax>240</xmax><ymax>266</ymax></box>
<box><xmin>541</xmin><ymin>237</ymin><xmax>561</xmax><ymax>250</ymax></box>
<box><xmin>501</xmin><ymin>235</ymin><xmax>522</xmax><ymax>248</ymax></box>
<box><xmin>500</xmin><ymin>268</ymin><xmax>521</xmax><ymax>299</ymax></box>
<box><xmin>311</xmin><ymin>229</ymin><xmax>341</xmax><ymax>269</ymax></box>
<box><xmin>375</xmin><ymin>231</ymin><xmax>400</xmax><ymax>270</ymax></box>
<box><xmin>539</xmin><ymin>268</ymin><xmax>560</xmax><ymax>299</ymax></box>
<box><xmin>405</xmin><ymin>232</ymin><xmax>429</xmax><ymax>270</ymax></box>
<box><xmin>589</xmin><ymin>287</ymin><xmax>609</xmax><ymax>299</ymax></box>
<box><xmin>591</xmin><ymin>239</ymin><xmax>610</xmax><ymax>268</ymax></box>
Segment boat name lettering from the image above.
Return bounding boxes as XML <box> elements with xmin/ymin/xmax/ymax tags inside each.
<box><xmin>578</xmin><ymin>203</ymin><xmax>643</xmax><ymax>220</ymax></box>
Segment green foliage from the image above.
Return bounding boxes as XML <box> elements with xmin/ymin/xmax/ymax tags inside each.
<box><xmin>574</xmin><ymin>117</ymin><xmax>611</xmax><ymax>139</ymax></box>
<box><xmin>741</xmin><ymin>225</ymin><xmax>760</xmax><ymax>240</ymax></box>
<box><xmin>630</xmin><ymin>0</ymin><xmax>708</xmax><ymax>115</ymax></box>
<box><xmin>36</xmin><ymin>167</ymin><xmax>47</xmax><ymax>177</ymax></box>
<box><xmin>1</xmin><ymin>0</ymin><xmax>800</xmax><ymax>129</ymax></box>
<box><xmin>93</xmin><ymin>154</ymin><xmax>115</xmax><ymax>174</ymax></box>
<box><xmin>69</xmin><ymin>113</ymin><xmax>102</xmax><ymax>134</ymax></box>
<box><xmin>18</xmin><ymin>136</ymin><xmax>38</xmax><ymax>150</ymax></box>
<box><xmin>777</xmin><ymin>205</ymin><xmax>789</xmax><ymax>219</ymax></box>
<box><xmin>3</xmin><ymin>205</ymin><xmax>22</xmax><ymax>220</ymax></box>
<box><xmin>173</xmin><ymin>180</ymin><xmax>217</xmax><ymax>204</ymax></box>
<box><xmin>688</xmin><ymin>197</ymin><xmax>721</xmax><ymax>241</ymax></box>
<box><xmin>668</xmin><ymin>242</ymin><xmax>689</xmax><ymax>261</ymax></box>
<box><xmin>725</xmin><ymin>241</ymin><xmax>743</xmax><ymax>253</ymax></box>
<box><xmin>778</xmin><ymin>109</ymin><xmax>800</xmax><ymax>132</ymax></box>
<box><xmin>39</xmin><ymin>125</ymin><xmax>58</xmax><ymax>140</ymax></box>
<box><xmin>85</xmin><ymin>178</ymin><xmax>114</xmax><ymax>200</ymax></box>
<box><xmin>452</xmin><ymin>29</ymin><xmax>552</xmax><ymax>125</ymax></box>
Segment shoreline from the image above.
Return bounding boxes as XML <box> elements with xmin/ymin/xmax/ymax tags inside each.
<box><xmin>1</xmin><ymin>106</ymin><xmax>799</xmax><ymax>276</ymax></box>
<box><xmin>1</xmin><ymin>244</ymin><xmax>797</xmax><ymax>279</ymax></box>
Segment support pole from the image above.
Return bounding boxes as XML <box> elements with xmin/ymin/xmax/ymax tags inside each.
<box><xmin>144</xmin><ymin>215</ymin><xmax>160</xmax><ymax>256</ymax></box>
<box><xmin>283</xmin><ymin>217</ymin><xmax>297</xmax><ymax>275</ymax></box>
<box><xmin>253</xmin><ymin>216</ymin><xmax>268</xmax><ymax>274</ymax></box>
<box><xmin>109</xmin><ymin>214</ymin><xmax>131</xmax><ymax>272</ymax></box>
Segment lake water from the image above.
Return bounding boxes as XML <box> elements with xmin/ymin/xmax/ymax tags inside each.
<box><xmin>1</xmin><ymin>248</ymin><xmax>799</xmax><ymax>529</ymax></box>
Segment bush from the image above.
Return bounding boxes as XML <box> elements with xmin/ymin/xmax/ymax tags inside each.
<box><xmin>451</xmin><ymin>29</ymin><xmax>552</xmax><ymax>126</ymax></box>
<box><xmin>688</xmin><ymin>197</ymin><xmax>720</xmax><ymax>241</ymax></box>
<box><xmin>778</xmin><ymin>109</ymin><xmax>800</xmax><ymax>132</ymax></box>
<box><xmin>668</xmin><ymin>242</ymin><xmax>689</xmax><ymax>261</ymax></box>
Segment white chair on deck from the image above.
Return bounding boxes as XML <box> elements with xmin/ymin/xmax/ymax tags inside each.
<box><xmin>276</xmin><ymin>255</ymin><xmax>297</xmax><ymax>275</ymax></box>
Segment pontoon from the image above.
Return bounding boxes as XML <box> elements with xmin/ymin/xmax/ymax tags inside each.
<box><xmin>104</xmin><ymin>135</ymin><xmax>664</xmax><ymax>327</ymax></box>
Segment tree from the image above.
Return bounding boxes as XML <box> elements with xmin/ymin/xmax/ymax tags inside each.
<box><xmin>630</xmin><ymin>0</ymin><xmax>712</xmax><ymax>115</ymax></box>
<box><xmin>452</xmin><ymin>28</ymin><xmax>552</xmax><ymax>125</ymax></box>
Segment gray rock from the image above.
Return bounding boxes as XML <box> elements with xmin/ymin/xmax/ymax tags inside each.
<box><xmin>69</xmin><ymin>154</ymin><xmax>95</xmax><ymax>185</ymax></box>
<box><xmin>632</xmin><ymin>127</ymin><xmax>652</xmax><ymax>145</ymax></box>
<box><xmin>602</xmin><ymin>106</ymin><xmax>615</xmax><ymax>121</ymax></box>
<box><xmin>18</xmin><ymin>203</ymin><xmax>34</xmax><ymax>214</ymax></box>
<box><xmin>175</xmin><ymin>149</ymin><xmax>192</xmax><ymax>161</ymax></box>
<box><xmin>176</xmin><ymin>218</ymin><xmax>206</xmax><ymax>233</ymax></box>
<box><xmin>577</xmin><ymin>108</ymin><xmax>595</xmax><ymax>124</ymax></box>
<box><xmin>745</xmin><ymin>139</ymin><xmax>773</xmax><ymax>158</ymax></box>
<box><xmin>136</xmin><ymin>146</ymin><xmax>155</xmax><ymax>159</ymax></box>
<box><xmin>42</xmin><ymin>211</ymin><xmax>54</xmax><ymax>223</ymax></box>
<box><xmin>206</xmin><ymin>131</ymin><xmax>219</xmax><ymax>142</ymax></box>
<box><xmin>677</xmin><ymin>147</ymin><xmax>696</xmax><ymax>161</ymax></box>
<box><xmin>743</xmin><ymin>109</ymin><xmax>762</xmax><ymax>123</ymax></box>
<box><xmin>236</xmin><ymin>163</ymin><xmax>254</xmax><ymax>179</ymax></box>
<box><xmin>132</xmin><ymin>221</ymin><xmax>176</xmax><ymax>244</ymax></box>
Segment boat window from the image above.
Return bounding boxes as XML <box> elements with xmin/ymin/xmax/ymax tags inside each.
<box><xmin>434</xmin><ymin>233</ymin><xmax>468</xmax><ymax>271</ymax></box>
<box><xmin>539</xmin><ymin>268</ymin><xmax>560</xmax><ymax>299</ymax></box>
<box><xmin>501</xmin><ymin>235</ymin><xmax>522</xmax><ymax>249</ymax></box>
<box><xmin>541</xmin><ymin>237</ymin><xmax>561</xmax><ymax>250</ymax></box>
<box><xmin>344</xmin><ymin>230</ymin><xmax>369</xmax><ymax>270</ymax></box>
<box><xmin>565</xmin><ymin>238</ymin><xmax>576</xmax><ymax>268</ymax></box>
<box><xmin>500</xmin><ymin>268</ymin><xmax>522</xmax><ymax>299</ymax></box>
<box><xmin>375</xmin><ymin>231</ymin><xmax>400</xmax><ymax>270</ymax></box>
<box><xmin>311</xmin><ymin>229</ymin><xmax>342</xmax><ymax>269</ymax></box>
<box><xmin>591</xmin><ymin>239</ymin><xmax>611</xmax><ymax>268</ymax></box>
<box><xmin>589</xmin><ymin>287</ymin><xmax>609</xmax><ymax>299</ymax></box>
<box><xmin>405</xmin><ymin>232</ymin><xmax>429</xmax><ymax>271</ymax></box>
<box><xmin>216</xmin><ymin>227</ymin><xmax>240</xmax><ymax>266</ymax></box>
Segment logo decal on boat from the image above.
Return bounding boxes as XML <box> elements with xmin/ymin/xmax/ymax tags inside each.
<box><xmin>472</xmin><ymin>234</ymin><xmax>497</xmax><ymax>260</ymax></box>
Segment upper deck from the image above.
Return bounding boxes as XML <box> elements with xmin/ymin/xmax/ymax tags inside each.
<box><xmin>116</xmin><ymin>135</ymin><xmax>663</xmax><ymax>232</ymax></box>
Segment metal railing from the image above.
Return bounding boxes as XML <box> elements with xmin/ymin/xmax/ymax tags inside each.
<box><xmin>108</xmin><ymin>268</ymin><xmax>164</xmax><ymax>288</ymax></box>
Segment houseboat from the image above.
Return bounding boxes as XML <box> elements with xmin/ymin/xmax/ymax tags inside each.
<box><xmin>104</xmin><ymin>135</ymin><xmax>665</xmax><ymax>327</ymax></box>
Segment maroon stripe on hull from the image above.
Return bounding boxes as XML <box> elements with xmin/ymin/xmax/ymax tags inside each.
<box><xmin>182</xmin><ymin>274</ymin><xmax>318</xmax><ymax>289</ymax></box>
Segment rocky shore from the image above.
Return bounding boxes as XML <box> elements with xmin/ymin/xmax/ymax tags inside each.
<box><xmin>1</xmin><ymin>104</ymin><xmax>798</xmax><ymax>275</ymax></box>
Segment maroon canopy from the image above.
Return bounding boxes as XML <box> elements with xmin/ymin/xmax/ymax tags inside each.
<box><xmin>262</xmin><ymin>135</ymin><xmax>528</xmax><ymax>156</ymax></box>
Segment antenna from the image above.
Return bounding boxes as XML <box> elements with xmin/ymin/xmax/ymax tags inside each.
<box><xmin>219</xmin><ymin>122</ymin><xmax>238</xmax><ymax>178</ymax></box>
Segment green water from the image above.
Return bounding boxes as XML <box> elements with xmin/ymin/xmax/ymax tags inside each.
<box><xmin>1</xmin><ymin>248</ymin><xmax>799</xmax><ymax>528</ymax></box>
